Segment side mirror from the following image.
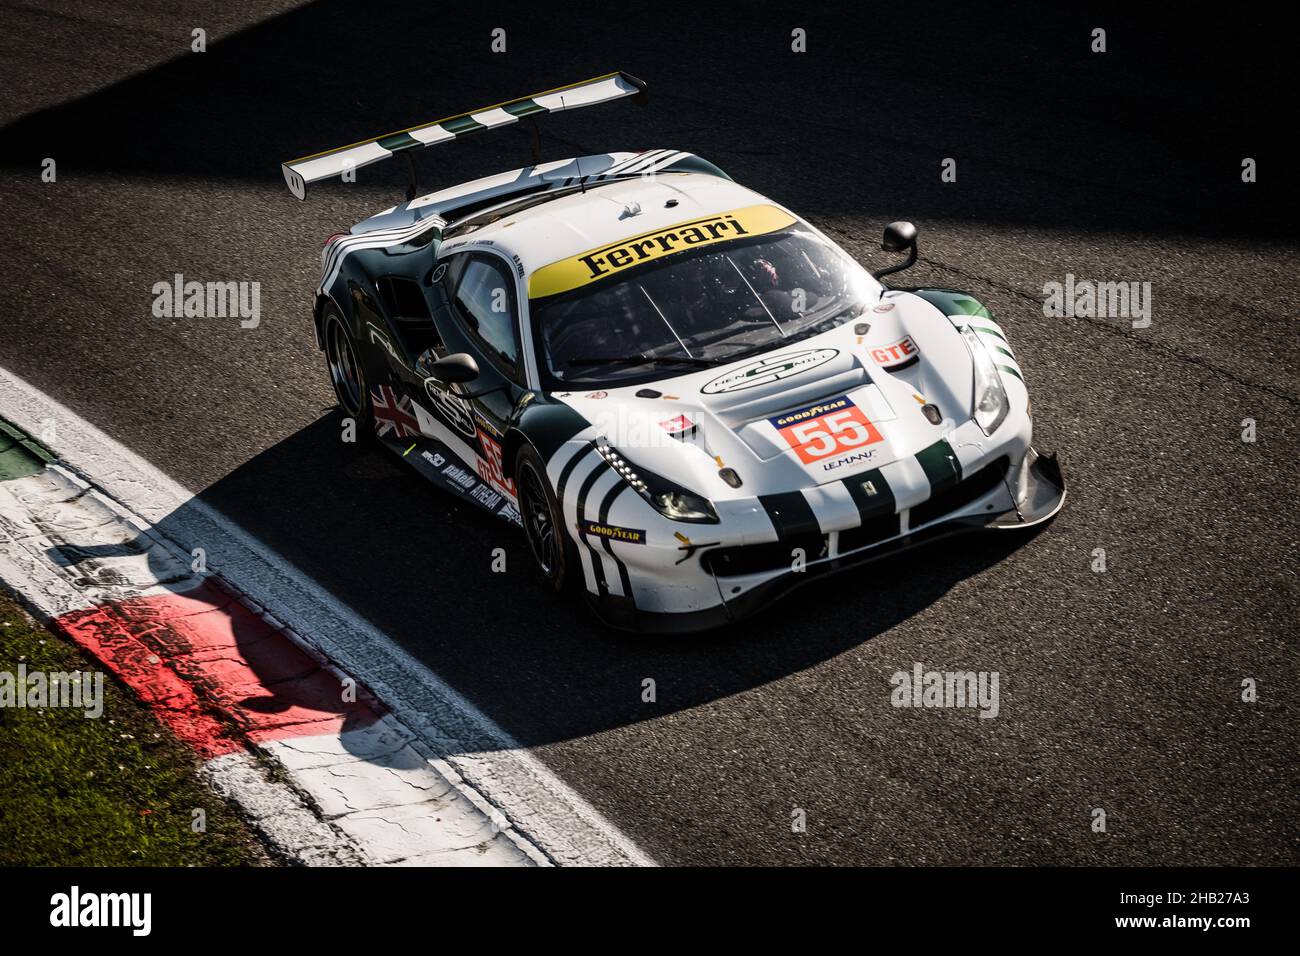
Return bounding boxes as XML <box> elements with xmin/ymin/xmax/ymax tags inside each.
<box><xmin>872</xmin><ymin>221</ymin><xmax>919</xmax><ymax>279</ymax></box>
<box><xmin>416</xmin><ymin>349</ymin><xmax>479</xmax><ymax>385</ymax></box>
<box><xmin>881</xmin><ymin>221</ymin><xmax>917</xmax><ymax>253</ymax></box>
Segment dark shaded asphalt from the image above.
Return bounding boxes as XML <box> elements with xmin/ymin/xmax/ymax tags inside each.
<box><xmin>1</xmin><ymin>1</ymin><xmax>1296</xmax><ymax>865</ymax></box>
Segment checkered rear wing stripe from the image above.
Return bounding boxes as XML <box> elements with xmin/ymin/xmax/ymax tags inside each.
<box><xmin>281</xmin><ymin>71</ymin><xmax>646</xmax><ymax>200</ymax></box>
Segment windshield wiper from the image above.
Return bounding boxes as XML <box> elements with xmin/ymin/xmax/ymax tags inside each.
<box><xmin>566</xmin><ymin>355</ymin><xmax>717</xmax><ymax>368</ymax></box>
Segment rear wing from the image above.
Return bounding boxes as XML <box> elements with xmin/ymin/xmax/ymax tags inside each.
<box><xmin>281</xmin><ymin>71</ymin><xmax>647</xmax><ymax>200</ymax></box>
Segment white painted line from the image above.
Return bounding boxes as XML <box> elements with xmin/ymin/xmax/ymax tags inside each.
<box><xmin>203</xmin><ymin>752</ymin><xmax>365</xmax><ymax>866</ymax></box>
<box><xmin>0</xmin><ymin>365</ymin><xmax>656</xmax><ymax>866</ymax></box>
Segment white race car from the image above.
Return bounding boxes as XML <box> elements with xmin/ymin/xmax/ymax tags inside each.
<box><xmin>284</xmin><ymin>72</ymin><xmax>1066</xmax><ymax>632</ymax></box>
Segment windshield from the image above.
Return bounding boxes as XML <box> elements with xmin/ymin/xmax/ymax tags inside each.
<box><xmin>530</xmin><ymin>226</ymin><xmax>880</xmax><ymax>390</ymax></box>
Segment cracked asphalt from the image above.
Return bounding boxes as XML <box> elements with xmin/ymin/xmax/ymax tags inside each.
<box><xmin>1</xmin><ymin>1</ymin><xmax>1296</xmax><ymax>864</ymax></box>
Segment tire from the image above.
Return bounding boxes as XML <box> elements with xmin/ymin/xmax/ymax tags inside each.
<box><xmin>515</xmin><ymin>444</ymin><xmax>581</xmax><ymax>593</ymax></box>
<box><xmin>322</xmin><ymin>304</ymin><xmax>373</xmax><ymax>435</ymax></box>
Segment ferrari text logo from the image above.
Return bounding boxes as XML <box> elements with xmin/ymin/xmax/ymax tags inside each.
<box><xmin>579</xmin><ymin>213</ymin><xmax>749</xmax><ymax>279</ymax></box>
<box><xmin>528</xmin><ymin>204</ymin><xmax>797</xmax><ymax>298</ymax></box>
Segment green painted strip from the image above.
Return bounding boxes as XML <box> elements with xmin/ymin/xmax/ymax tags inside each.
<box><xmin>989</xmin><ymin>342</ymin><xmax>1016</xmax><ymax>359</ymax></box>
<box><xmin>503</xmin><ymin>99</ymin><xmax>546</xmax><ymax>118</ymax></box>
<box><xmin>950</xmin><ymin>297</ymin><xmax>991</xmax><ymax>319</ymax></box>
<box><xmin>377</xmin><ymin>131</ymin><xmax>421</xmax><ymax>153</ymax></box>
<box><xmin>969</xmin><ymin>323</ymin><xmax>1007</xmax><ymax>341</ymax></box>
<box><xmin>997</xmin><ymin>363</ymin><xmax>1024</xmax><ymax>381</ymax></box>
<box><xmin>0</xmin><ymin>419</ymin><xmax>54</xmax><ymax>481</ymax></box>
<box><xmin>441</xmin><ymin>115</ymin><xmax>485</xmax><ymax>135</ymax></box>
<box><xmin>915</xmin><ymin>438</ymin><xmax>962</xmax><ymax>496</ymax></box>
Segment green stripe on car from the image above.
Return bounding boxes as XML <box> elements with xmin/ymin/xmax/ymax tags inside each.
<box><xmin>915</xmin><ymin>439</ymin><xmax>962</xmax><ymax>497</ymax></box>
<box><xmin>377</xmin><ymin>131</ymin><xmax>422</xmax><ymax>153</ymax></box>
<box><xmin>503</xmin><ymin>99</ymin><xmax>546</xmax><ymax>118</ymax></box>
<box><xmin>441</xmin><ymin>115</ymin><xmax>485</xmax><ymax>135</ymax></box>
<box><xmin>970</xmin><ymin>323</ymin><xmax>1007</xmax><ymax>341</ymax></box>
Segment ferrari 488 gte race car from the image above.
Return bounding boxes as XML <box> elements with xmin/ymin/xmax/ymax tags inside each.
<box><xmin>282</xmin><ymin>72</ymin><xmax>1065</xmax><ymax>632</ymax></box>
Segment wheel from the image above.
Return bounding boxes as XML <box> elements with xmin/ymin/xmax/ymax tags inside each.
<box><xmin>515</xmin><ymin>444</ymin><xmax>581</xmax><ymax>593</ymax></box>
<box><xmin>322</xmin><ymin>304</ymin><xmax>372</xmax><ymax>434</ymax></box>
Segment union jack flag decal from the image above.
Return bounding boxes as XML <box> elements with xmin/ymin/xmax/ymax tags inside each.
<box><xmin>372</xmin><ymin>385</ymin><xmax>420</xmax><ymax>438</ymax></box>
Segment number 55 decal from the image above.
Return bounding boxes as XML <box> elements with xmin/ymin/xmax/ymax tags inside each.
<box><xmin>769</xmin><ymin>396</ymin><xmax>884</xmax><ymax>464</ymax></box>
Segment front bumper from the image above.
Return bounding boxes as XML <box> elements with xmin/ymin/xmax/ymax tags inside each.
<box><xmin>589</xmin><ymin>445</ymin><xmax>1065</xmax><ymax>633</ymax></box>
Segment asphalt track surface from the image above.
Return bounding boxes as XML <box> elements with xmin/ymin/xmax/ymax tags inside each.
<box><xmin>2</xmin><ymin>2</ymin><xmax>1296</xmax><ymax>865</ymax></box>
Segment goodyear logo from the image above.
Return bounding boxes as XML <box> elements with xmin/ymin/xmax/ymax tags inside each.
<box><xmin>581</xmin><ymin>521</ymin><xmax>646</xmax><ymax>544</ymax></box>
<box><xmin>529</xmin><ymin>204</ymin><xmax>797</xmax><ymax>298</ymax></box>
<box><xmin>769</xmin><ymin>396</ymin><xmax>853</xmax><ymax>430</ymax></box>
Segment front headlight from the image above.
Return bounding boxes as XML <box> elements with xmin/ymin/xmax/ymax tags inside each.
<box><xmin>595</xmin><ymin>442</ymin><xmax>719</xmax><ymax>523</ymax></box>
<box><xmin>962</xmin><ymin>327</ymin><xmax>1009</xmax><ymax>435</ymax></box>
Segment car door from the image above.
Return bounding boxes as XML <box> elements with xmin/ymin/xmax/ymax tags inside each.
<box><xmin>427</xmin><ymin>250</ymin><xmax>528</xmax><ymax>499</ymax></box>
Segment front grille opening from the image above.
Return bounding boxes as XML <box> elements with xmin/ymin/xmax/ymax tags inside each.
<box><xmin>836</xmin><ymin>512</ymin><xmax>901</xmax><ymax>555</ymax></box>
<box><xmin>701</xmin><ymin>533</ymin><xmax>828</xmax><ymax>577</ymax></box>
<box><xmin>909</xmin><ymin>456</ymin><xmax>1009</xmax><ymax>529</ymax></box>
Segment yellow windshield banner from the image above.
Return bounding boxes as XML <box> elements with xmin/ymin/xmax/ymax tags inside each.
<box><xmin>528</xmin><ymin>204</ymin><xmax>798</xmax><ymax>298</ymax></box>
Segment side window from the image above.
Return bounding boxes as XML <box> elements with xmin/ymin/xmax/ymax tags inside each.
<box><xmin>448</xmin><ymin>255</ymin><xmax>522</xmax><ymax>378</ymax></box>
<box><xmin>440</xmin><ymin>253</ymin><xmax>470</xmax><ymax>291</ymax></box>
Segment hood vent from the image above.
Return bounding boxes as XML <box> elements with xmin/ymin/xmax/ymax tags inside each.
<box><xmin>709</xmin><ymin>366</ymin><xmax>867</xmax><ymax>427</ymax></box>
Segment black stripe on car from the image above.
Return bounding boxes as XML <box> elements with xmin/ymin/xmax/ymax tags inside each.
<box><xmin>555</xmin><ymin>443</ymin><xmax>594</xmax><ymax>506</ymax></box>
<box><xmin>704</xmin><ymin>491</ymin><xmax>828</xmax><ymax>577</ymax></box>
<box><xmin>840</xmin><ymin>468</ymin><xmax>896</xmax><ymax>520</ymax></box>
<box><xmin>915</xmin><ymin>439</ymin><xmax>963</xmax><ymax>498</ymax></box>
<box><xmin>837</xmin><ymin>468</ymin><xmax>901</xmax><ymax>554</ymax></box>
<box><xmin>596</xmin><ymin>482</ymin><xmax>634</xmax><ymax>599</ymax></box>
<box><xmin>909</xmin><ymin>457</ymin><xmax>1010</xmax><ymax>529</ymax></box>
<box><xmin>758</xmin><ymin>491</ymin><xmax>821</xmax><ymax>539</ymax></box>
<box><xmin>576</xmin><ymin>459</ymin><xmax>611</xmax><ymax>594</ymax></box>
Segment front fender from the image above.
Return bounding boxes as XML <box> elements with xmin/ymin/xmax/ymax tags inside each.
<box><xmin>511</xmin><ymin>396</ymin><xmax>592</xmax><ymax>466</ymax></box>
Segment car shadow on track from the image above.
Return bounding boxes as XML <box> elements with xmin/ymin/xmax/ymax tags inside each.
<box><xmin>0</xmin><ymin>1</ymin><xmax>1288</xmax><ymax>239</ymax></box>
<box><xmin>137</xmin><ymin>409</ymin><xmax>1048</xmax><ymax>754</ymax></box>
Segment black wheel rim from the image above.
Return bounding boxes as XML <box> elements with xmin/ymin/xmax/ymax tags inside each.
<box><xmin>520</xmin><ymin>462</ymin><xmax>558</xmax><ymax>577</ymax></box>
<box><xmin>327</xmin><ymin>321</ymin><xmax>362</xmax><ymax>417</ymax></box>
